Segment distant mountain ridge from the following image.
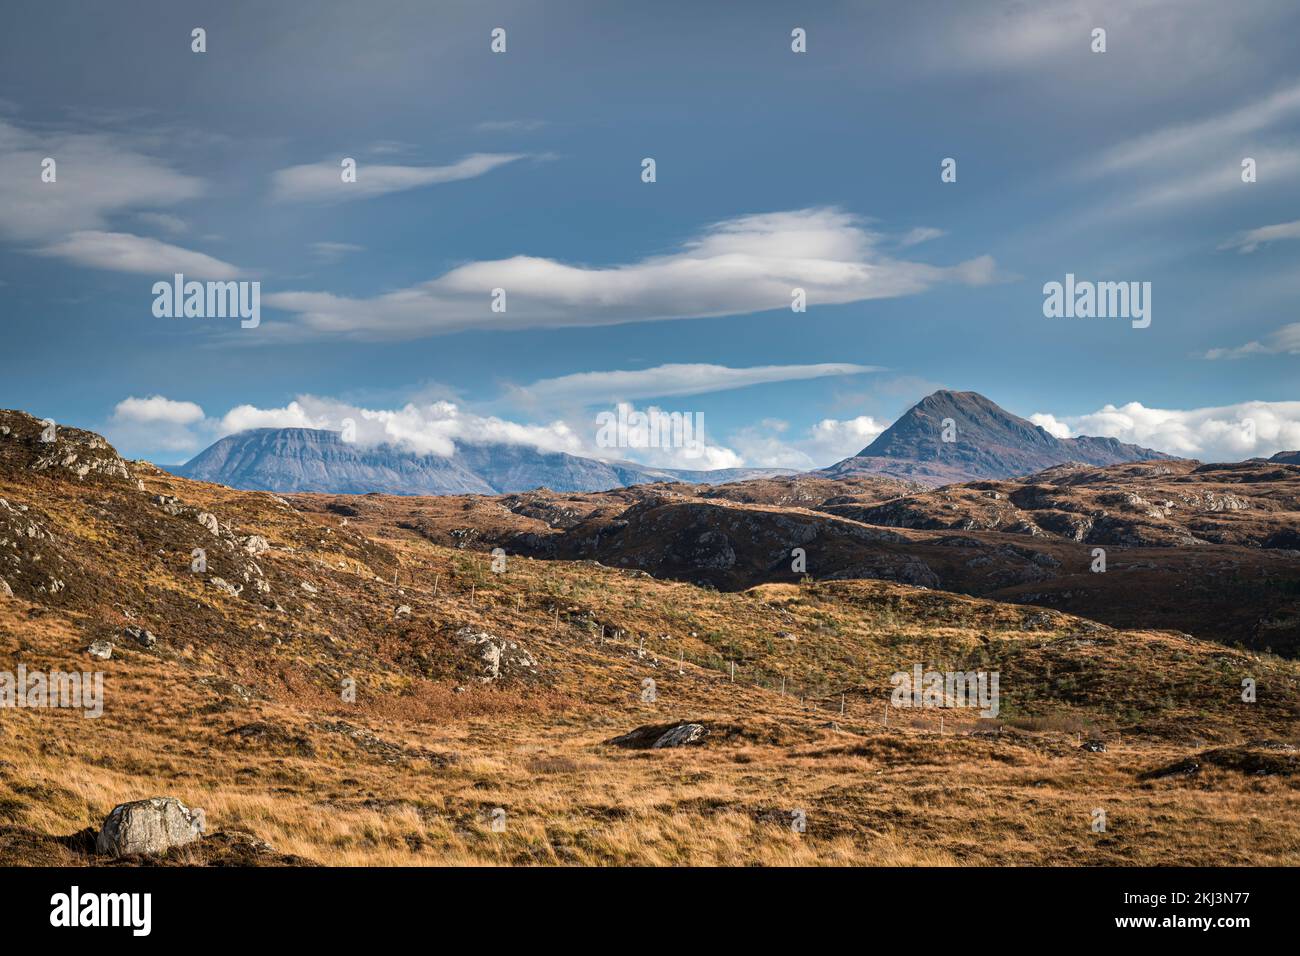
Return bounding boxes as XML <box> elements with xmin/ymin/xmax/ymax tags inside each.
<box><xmin>821</xmin><ymin>390</ymin><xmax>1172</xmax><ymax>486</ymax></box>
<box><xmin>174</xmin><ymin>390</ymin><xmax>1175</xmax><ymax>495</ymax></box>
<box><xmin>173</xmin><ymin>428</ymin><xmax>791</xmax><ymax>495</ymax></box>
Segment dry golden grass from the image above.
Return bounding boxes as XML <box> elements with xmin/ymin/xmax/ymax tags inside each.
<box><xmin>1</xmin><ymin>465</ymin><xmax>1298</xmax><ymax>866</ymax></box>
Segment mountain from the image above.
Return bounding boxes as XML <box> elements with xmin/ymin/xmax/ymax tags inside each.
<box><xmin>173</xmin><ymin>427</ymin><xmax>791</xmax><ymax>495</ymax></box>
<box><xmin>821</xmin><ymin>390</ymin><xmax>1172</xmax><ymax>485</ymax></box>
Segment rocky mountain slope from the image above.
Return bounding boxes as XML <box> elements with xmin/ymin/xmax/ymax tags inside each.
<box><xmin>822</xmin><ymin>390</ymin><xmax>1171</xmax><ymax>486</ymax></box>
<box><xmin>175</xmin><ymin>427</ymin><xmax>790</xmax><ymax>495</ymax></box>
<box><xmin>2</xmin><ymin>408</ymin><xmax>1298</xmax><ymax>867</ymax></box>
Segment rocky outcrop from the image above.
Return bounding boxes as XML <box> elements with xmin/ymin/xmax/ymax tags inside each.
<box><xmin>608</xmin><ymin>722</ymin><xmax>711</xmax><ymax>749</ymax></box>
<box><xmin>0</xmin><ymin>410</ymin><xmax>131</xmax><ymax>483</ymax></box>
<box><xmin>453</xmin><ymin>626</ymin><xmax>539</xmax><ymax>682</ymax></box>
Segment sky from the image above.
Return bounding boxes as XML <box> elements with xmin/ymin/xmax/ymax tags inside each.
<box><xmin>2</xmin><ymin>0</ymin><xmax>1299</xmax><ymax>469</ymax></box>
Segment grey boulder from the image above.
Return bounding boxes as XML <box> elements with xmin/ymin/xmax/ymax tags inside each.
<box><xmin>96</xmin><ymin>797</ymin><xmax>206</xmax><ymax>857</ymax></box>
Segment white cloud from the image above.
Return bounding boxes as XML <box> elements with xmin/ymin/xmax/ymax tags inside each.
<box><xmin>511</xmin><ymin>362</ymin><xmax>881</xmax><ymax>406</ymax></box>
<box><xmin>1203</xmin><ymin>322</ymin><xmax>1300</xmax><ymax>360</ymax></box>
<box><xmin>1029</xmin><ymin>412</ymin><xmax>1073</xmax><ymax>438</ymax></box>
<box><xmin>217</xmin><ymin>400</ymin><xmax>328</xmax><ymax>435</ymax></box>
<box><xmin>1219</xmin><ymin>218</ymin><xmax>1300</xmax><ymax>254</ymax></box>
<box><xmin>271</xmin><ymin>153</ymin><xmax>525</xmax><ymax>203</ymax></box>
<box><xmin>217</xmin><ymin>396</ymin><xmax>583</xmax><ymax>460</ymax></box>
<box><xmin>1032</xmin><ymin>400</ymin><xmax>1300</xmax><ymax>461</ymax></box>
<box><xmin>593</xmin><ymin>402</ymin><xmax>743</xmax><ymax>471</ymax></box>
<box><xmin>36</xmin><ymin>230</ymin><xmax>244</xmax><ymax>278</ymax></box>
<box><xmin>0</xmin><ymin>118</ymin><xmax>204</xmax><ymax>242</ymax></box>
<box><xmin>265</xmin><ymin>207</ymin><xmax>998</xmax><ymax>341</ymax></box>
<box><xmin>113</xmin><ymin>395</ymin><xmax>205</xmax><ymax>425</ymax></box>
<box><xmin>731</xmin><ymin>414</ymin><xmax>888</xmax><ymax>469</ymax></box>
<box><xmin>108</xmin><ymin>395</ymin><xmax>208</xmax><ymax>454</ymax></box>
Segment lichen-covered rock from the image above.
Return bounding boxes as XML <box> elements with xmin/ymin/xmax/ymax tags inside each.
<box><xmin>653</xmin><ymin>723</ymin><xmax>708</xmax><ymax>748</ymax></box>
<box><xmin>86</xmin><ymin>640</ymin><xmax>113</xmax><ymax>660</ymax></box>
<box><xmin>95</xmin><ymin>797</ymin><xmax>205</xmax><ymax>857</ymax></box>
<box><xmin>453</xmin><ymin>626</ymin><xmax>538</xmax><ymax>682</ymax></box>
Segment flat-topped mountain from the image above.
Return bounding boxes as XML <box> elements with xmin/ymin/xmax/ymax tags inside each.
<box><xmin>174</xmin><ymin>427</ymin><xmax>791</xmax><ymax>495</ymax></box>
<box><xmin>822</xmin><ymin>390</ymin><xmax>1171</xmax><ymax>485</ymax></box>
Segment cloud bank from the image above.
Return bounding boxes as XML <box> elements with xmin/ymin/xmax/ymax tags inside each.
<box><xmin>264</xmin><ymin>207</ymin><xmax>997</xmax><ymax>341</ymax></box>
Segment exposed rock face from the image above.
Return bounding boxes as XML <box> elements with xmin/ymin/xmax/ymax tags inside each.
<box><xmin>95</xmin><ymin>797</ymin><xmax>205</xmax><ymax>857</ymax></box>
<box><xmin>653</xmin><ymin>723</ymin><xmax>708</xmax><ymax>748</ymax></box>
<box><xmin>86</xmin><ymin>640</ymin><xmax>113</xmax><ymax>660</ymax></box>
<box><xmin>822</xmin><ymin>390</ymin><xmax>1170</xmax><ymax>486</ymax></box>
<box><xmin>608</xmin><ymin>722</ymin><xmax>711</xmax><ymax>749</ymax></box>
<box><xmin>172</xmin><ymin>427</ymin><xmax>791</xmax><ymax>496</ymax></box>
<box><xmin>453</xmin><ymin>626</ymin><xmax>538</xmax><ymax>682</ymax></box>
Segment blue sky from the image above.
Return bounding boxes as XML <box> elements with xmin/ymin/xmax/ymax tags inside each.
<box><xmin>2</xmin><ymin>0</ymin><xmax>1299</xmax><ymax>468</ymax></box>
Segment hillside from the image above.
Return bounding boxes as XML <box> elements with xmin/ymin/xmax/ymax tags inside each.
<box><xmin>1</xmin><ymin>408</ymin><xmax>1298</xmax><ymax>867</ymax></box>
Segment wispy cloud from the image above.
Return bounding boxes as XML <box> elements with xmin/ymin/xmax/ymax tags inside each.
<box><xmin>0</xmin><ymin>118</ymin><xmax>204</xmax><ymax>242</ymax></box>
<box><xmin>265</xmin><ymin>208</ymin><xmax>998</xmax><ymax>341</ymax></box>
<box><xmin>475</xmin><ymin>119</ymin><xmax>547</xmax><ymax>133</ymax></box>
<box><xmin>37</xmin><ymin>230</ymin><xmax>244</xmax><ymax>278</ymax></box>
<box><xmin>1203</xmin><ymin>322</ymin><xmax>1300</xmax><ymax>360</ymax></box>
<box><xmin>135</xmin><ymin>212</ymin><xmax>189</xmax><ymax>235</ymax></box>
<box><xmin>898</xmin><ymin>227</ymin><xmax>945</xmax><ymax>247</ymax></box>
<box><xmin>1079</xmin><ymin>81</ymin><xmax>1300</xmax><ymax>215</ymax></box>
<box><xmin>310</xmin><ymin>241</ymin><xmax>364</xmax><ymax>262</ymax></box>
<box><xmin>509</xmin><ymin>362</ymin><xmax>882</xmax><ymax>406</ymax></box>
<box><xmin>1219</xmin><ymin>218</ymin><xmax>1300</xmax><ymax>253</ymax></box>
<box><xmin>270</xmin><ymin>152</ymin><xmax>526</xmax><ymax>203</ymax></box>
